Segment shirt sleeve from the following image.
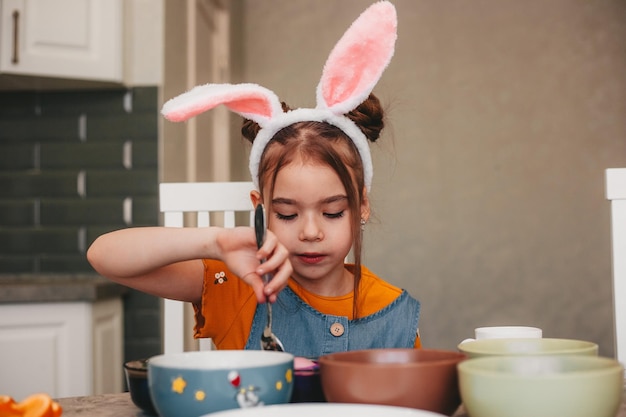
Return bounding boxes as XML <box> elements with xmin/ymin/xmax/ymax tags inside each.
<box><xmin>414</xmin><ymin>329</ymin><xmax>422</xmax><ymax>348</ymax></box>
<box><xmin>193</xmin><ymin>259</ymin><xmax>258</xmax><ymax>349</ymax></box>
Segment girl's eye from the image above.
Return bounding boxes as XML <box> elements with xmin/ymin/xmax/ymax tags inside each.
<box><xmin>275</xmin><ymin>212</ymin><xmax>297</xmax><ymax>221</ymax></box>
<box><xmin>274</xmin><ymin>211</ymin><xmax>345</xmax><ymax>220</ymax></box>
<box><xmin>325</xmin><ymin>211</ymin><xmax>345</xmax><ymax>219</ymax></box>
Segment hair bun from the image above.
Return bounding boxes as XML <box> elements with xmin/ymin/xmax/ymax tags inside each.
<box><xmin>241</xmin><ymin>102</ymin><xmax>292</xmax><ymax>143</ymax></box>
<box><xmin>241</xmin><ymin>118</ymin><xmax>260</xmax><ymax>143</ymax></box>
<box><xmin>346</xmin><ymin>94</ymin><xmax>384</xmax><ymax>143</ymax></box>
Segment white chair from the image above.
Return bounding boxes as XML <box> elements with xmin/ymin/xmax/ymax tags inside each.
<box><xmin>606</xmin><ymin>168</ymin><xmax>626</xmax><ymax>365</ymax></box>
<box><xmin>159</xmin><ymin>181</ymin><xmax>255</xmax><ymax>353</ymax></box>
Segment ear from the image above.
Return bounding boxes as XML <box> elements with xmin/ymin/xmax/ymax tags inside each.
<box><xmin>360</xmin><ymin>187</ymin><xmax>371</xmax><ymax>223</ymax></box>
<box><xmin>316</xmin><ymin>1</ymin><xmax>397</xmax><ymax>114</ymax></box>
<box><xmin>250</xmin><ymin>190</ymin><xmax>263</xmax><ymax>208</ymax></box>
<box><xmin>162</xmin><ymin>83</ymin><xmax>284</xmax><ymax>126</ymax></box>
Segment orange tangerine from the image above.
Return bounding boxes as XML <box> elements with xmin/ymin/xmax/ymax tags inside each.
<box><xmin>13</xmin><ymin>394</ymin><xmax>54</xmax><ymax>417</ymax></box>
<box><xmin>49</xmin><ymin>402</ymin><xmax>62</xmax><ymax>417</ymax></box>
<box><xmin>0</xmin><ymin>394</ymin><xmax>62</xmax><ymax>417</ymax></box>
<box><xmin>0</xmin><ymin>395</ymin><xmax>15</xmax><ymax>406</ymax></box>
<box><xmin>0</xmin><ymin>395</ymin><xmax>19</xmax><ymax>417</ymax></box>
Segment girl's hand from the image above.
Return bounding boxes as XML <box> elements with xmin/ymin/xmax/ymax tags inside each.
<box><xmin>216</xmin><ymin>227</ymin><xmax>292</xmax><ymax>304</ymax></box>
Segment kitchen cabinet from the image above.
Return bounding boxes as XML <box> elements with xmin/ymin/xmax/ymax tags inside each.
<box><xmin>0</xmin><ymin>0</ymin><xmax>123</xmax><ymax>83</ymax></box>
<box><xmin>0</xmin><ymin>276</ymin><xmax>125</xmax><ymax>400</ymax></box>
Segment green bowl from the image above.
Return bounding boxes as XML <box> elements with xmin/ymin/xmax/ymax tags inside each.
<box><xmin>457</xmin><ymin>338</ymin><xmax>598</xmax><ymax>359</ymax></box>
<box><xmin>458</xmin><ymin>355</ymin><xmax>623</xmax><ymax>417</ymax></box>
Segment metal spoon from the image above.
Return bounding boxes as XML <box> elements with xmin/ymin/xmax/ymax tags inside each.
<box><xmin>254</xmin><ymin>204</ymin><xmax>285</xmax><ymax>352</ymax></box>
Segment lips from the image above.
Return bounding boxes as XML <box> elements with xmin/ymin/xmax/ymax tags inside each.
<box><xmin>297</xmin><ymin>253</ymin><xmax>326</xmax><ymax>265</ymax></box>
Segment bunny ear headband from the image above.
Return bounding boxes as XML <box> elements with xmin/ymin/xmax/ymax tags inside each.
<box><xmin>161</xmin><ymin>1</ymin><xmax>397</xmax><ymax>192</ymax></box>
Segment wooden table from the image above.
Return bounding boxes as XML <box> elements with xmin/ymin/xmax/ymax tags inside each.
<box><xmin>57</xmin><ymin>391</ymin><xmax>626</xmax><ymax>417</ymax></box>
<box><xmin>57</xmin><ymin>393</ymin><xmax>145</xmax><ymax>417</ymax></box>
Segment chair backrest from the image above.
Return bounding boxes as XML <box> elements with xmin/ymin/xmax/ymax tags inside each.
<box><xmin>606</xmin><ymin>168</ymin><xmax>626</xmax><ymax>365</ymax></box>
<box><xmin>159</xmin><ymin>181</ymin><xmax>255</xmax><ymax>353</ymax></box>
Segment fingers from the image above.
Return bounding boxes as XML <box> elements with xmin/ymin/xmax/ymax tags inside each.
<box><xmin>255</xmin><ymin>233</ymin><xmax>291</xmax><ymax>300</ymax></box>
<box><xmin>246</xmin><ymin>276</ymin><xmax>268</xmax><ymax>304</ymax></box>
<box><xmin>245</xmin><ymin>271</ymin><xmax>286</xmax><ymax>304</ymax></box>
<box><xmin>243</xmin><ymin>254</ymin><xmax>291</xmax><ymax>304</ymax></box>
<box><xmin>256</xmin><ymin>231</ymin><xmax>288</xmax><ymax>268</ymax></box>
<box><xmin>225</xmin><ymin>228</ymin><xmax>292</xmax><ymax>304</ymax></box>
<box><xmin>255</xmin><ymin>229</ymin><xmax>277</xmax><ymax>261</ymax></box>
<box><xmin>259</xmin><ymin>260</ymin><xmax>292</xmax><ymax>300</ymax></box>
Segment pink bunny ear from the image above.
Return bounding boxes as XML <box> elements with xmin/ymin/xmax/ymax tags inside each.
<box><xmin>316</xmin><ymin>1</ymin><xmax>397</xmax><ymax>114</ymax></box>
<box><xmin>161</xmin><ymin>83</ymin><xmax>284</xmax><ymax>126</ymax></box>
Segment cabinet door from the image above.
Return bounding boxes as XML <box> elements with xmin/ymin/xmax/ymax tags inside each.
<box><xmin>0</xmin><ymin>0</ymin><xmax>122</xmax><ymax>82</ymax></box>
<box><xmin>0</xmin><ymin>302</ymin><xmax>91</xmax><ymax>399</ymax></box>
<box><xmin>92</xmin><ymin>298</ymin><xmax>124</xmax><ymax>394</ymax></box>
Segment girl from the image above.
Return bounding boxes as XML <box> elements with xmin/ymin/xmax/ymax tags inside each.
<box><xmin>87</xmin><ymin>1</ymin><xmax>421</xmax><ymax>357</ymax></box>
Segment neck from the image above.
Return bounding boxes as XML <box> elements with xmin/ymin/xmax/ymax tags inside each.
<box><xmin>291</xmin><ymin>265</ymin><xmax>353</xmax><ymax>297</ymax></box>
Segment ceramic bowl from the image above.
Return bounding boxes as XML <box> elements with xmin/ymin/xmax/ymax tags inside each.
<box><xmin>318</xmin><ymin>348</ymin><xmax>466</xmax><ymax>415</ymax></box>
<box><xmin>291</xmin><ymin>357</ymin><xmax>325</xmax><ymax>403</ymax></box>
<box><xmin>124</xmin><ymin>358</ymin><xmax>157</xmax><ymax>415</ymax></box>
<box><xmin>458</xmin><ymin>355</ymin><xmax>624</xmax><ymax>417</ymax></box>
<box><xmin>204</xmin><ymin>403</ymin><xmax>448</xmax><ymax>417</ymax></box>
<box><xmin>148</xmin><ymin>350</ymin><xmax>294</xmax><ymax>417</ymax></box>
<box><xmin>458</xmin><ymin>337</ymin><xmax>598</xmax><ymax>359</ymax></box>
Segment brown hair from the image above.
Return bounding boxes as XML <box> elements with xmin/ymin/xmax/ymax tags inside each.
<box><xmin>242</xmin><ymin>94</ymin><xmax>385</xmax><ymax>319</ymax></box>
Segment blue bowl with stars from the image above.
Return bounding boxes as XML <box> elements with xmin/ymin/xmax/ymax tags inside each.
<box><xmin>148</xmin><ymin>350</ymin><xmax>294</xmax><ymax>417</ymax></box>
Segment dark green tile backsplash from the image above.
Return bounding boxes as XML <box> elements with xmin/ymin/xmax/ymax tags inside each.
<box><xmin>0</xmin><ymin>117</ymin><xmax>81</xmax><ymax>141</ymax></box>
<box><xmin>0</xmin><ymin>171</ymin><xmax>79</xmax><ymax>199</ymax></box>
<box><xmin>0</xmin><ymin>87</ymin><xmax>159</xmax><ymax>274</ymax></box>
<box><xmin>0</xmin><ymin>86</ymin><xmax>162</xmax><ymax>362</ymax></box>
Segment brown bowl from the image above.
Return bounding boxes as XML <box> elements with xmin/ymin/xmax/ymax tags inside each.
<box><xmin>318</xmin><ymin>348</ymin><xmax>465</xmax><ymax>416</ymax></box>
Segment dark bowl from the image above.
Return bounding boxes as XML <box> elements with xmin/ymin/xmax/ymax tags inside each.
<box><xmin>291</xmin><ymin>357</ymin><xmax>326</xmax><ymax>403</ymax></box>
<box><xmin>124</xmin><ymin>359</ymin><xmax>157</xmax><ymax>416</ymax></box>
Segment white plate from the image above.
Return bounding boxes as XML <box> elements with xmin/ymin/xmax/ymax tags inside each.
<box><xmin>203</xmin><ymin>403</ymin><xmax>447</xmax><ymax>417</ymax></box>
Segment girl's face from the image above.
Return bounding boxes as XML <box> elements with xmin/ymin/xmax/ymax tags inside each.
<box><xmin>260</xmin><ymin>159</ymin><xmax>368</xmax><ymax>295</ymax></box>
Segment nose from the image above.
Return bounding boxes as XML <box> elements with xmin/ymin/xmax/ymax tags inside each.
<box><xmin>299</xmin><ymin>214</ymin><xmax>323</xmax><ymax>241</ymax></box>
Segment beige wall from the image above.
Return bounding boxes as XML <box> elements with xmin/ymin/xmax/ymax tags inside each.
<box><xmin>231</xmin><ymin>0</ymin><xmax>626</xmax><ymax>356</ymax></box>
<box><xmin>162</xmin><ymin>0</ymin><xmax>230</xmax><ymax>183</ymax></box>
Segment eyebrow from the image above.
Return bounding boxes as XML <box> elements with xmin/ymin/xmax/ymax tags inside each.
<box><xmin>272</xmin><ymin>195</ymin><xmax>348</xmax><ymax>205</ymax></box>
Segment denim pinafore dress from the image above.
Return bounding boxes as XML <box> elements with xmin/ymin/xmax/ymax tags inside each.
<box><xmin>244</xmin><ymin>286</ymin><xmax>420</xmax><ymax>357</ymax></box>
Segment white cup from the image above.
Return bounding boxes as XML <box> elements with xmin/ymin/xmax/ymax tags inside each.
<box><xmin>461</xmin><ymin>326</ymin><xmax>542</xmax><ymax>344</ymax></box>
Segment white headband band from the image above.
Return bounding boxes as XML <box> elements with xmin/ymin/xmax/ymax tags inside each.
<box><xmin>248</xmin><ymin>108</ymin><xmax>373</xmax><ymax>192</ymax></box>
<box><xmin>161</xmin><ymin>1</ymin><xmax>397</xmax><ymax>192</ymax></box>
